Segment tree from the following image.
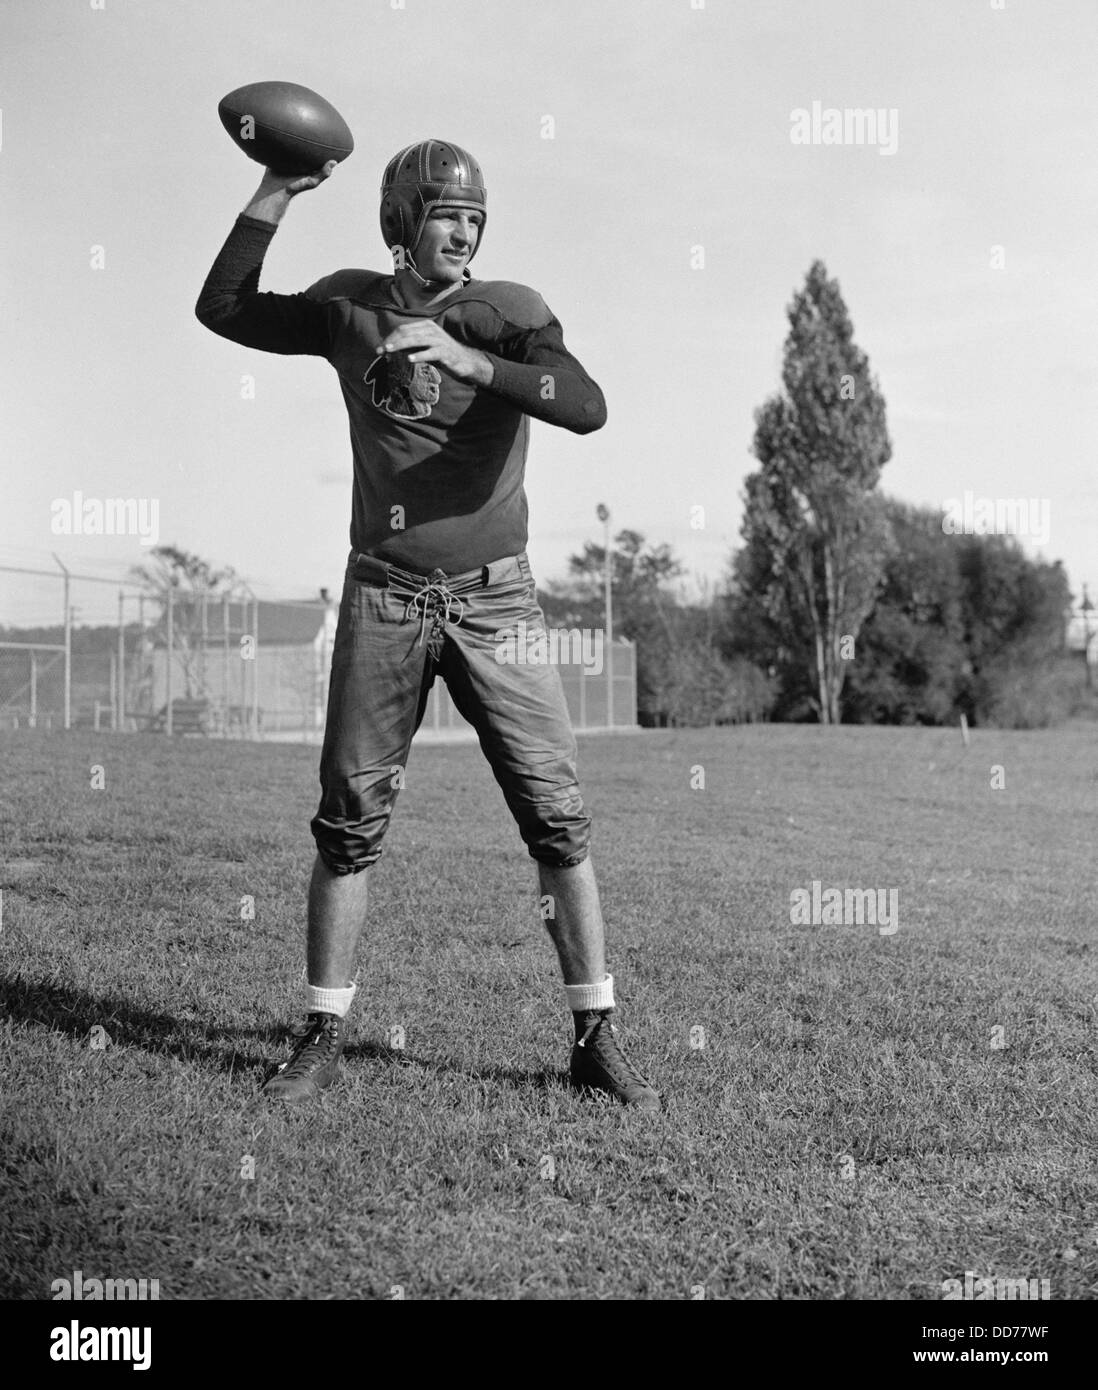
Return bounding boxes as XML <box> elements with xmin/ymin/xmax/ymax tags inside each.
<box><xmin>955</xmin><ymin>539</ymin><xmax>1072</xmax><ymax>726</ymax></box>
<box><xmin>542</xmin><ymin>533</ymin><xmax>777</xmax><ymax>727</ymax></box>
<box><xmin>740</xmin><ymin>261</ymin><xmax>894</xmax><ymax>723</ymax></box>
<box><xmin>837</xmin><ymin>503</ymin><xmax>1074</xmax><ymax>727</ymax></box>
<box><xmin>842</xmin><ymin>500</ymin><xmax>967</xmax><ymax>724</ymax></box>
<box><xmin>540</xmin><ymin>529</ymin><xmax>685</xmax><ymax>723</ymax></box>
<box><xmin>128</xmin><ymin>545</ymin><xmax>242</xmax><ymax>701</ymax></box>
<box><xmin>722</xmin><ymin>531</ymin><xmax>816</xmax><ymax>720</ymax></box>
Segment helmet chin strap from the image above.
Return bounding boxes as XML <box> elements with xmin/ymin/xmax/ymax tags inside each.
<box><xmin>401</xmin><ymin>250</ymin><xmax>434</xmax><ymax>289</ymax></box>
<box><xmin>399</xmin><ymin>247</ymin><xmax>470</xmax><ymax>291</ymax></box>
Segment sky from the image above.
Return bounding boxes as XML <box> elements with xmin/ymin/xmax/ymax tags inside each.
<box><xmin>1</xmin><ymin>0</ymin><xmax>1095</xmax><ymax>627</ymax></box>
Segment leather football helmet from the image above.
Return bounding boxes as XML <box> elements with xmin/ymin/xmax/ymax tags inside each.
<box><xmin>379</xmin><ymin>139</ymin><xmax>487</xmax><ymax>269</ymax></box>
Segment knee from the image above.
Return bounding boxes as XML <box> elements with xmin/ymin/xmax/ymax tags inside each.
<box><xmin>314</xmin><ymin>841</ymin><xmax>375</xmax><ymax>875</ymax></box>
<box><xmin>521</xmin><ymin>794</ymin><xmax>591</xmax><ymax>869</ymax></box>
<box><xmin>310</xmin><ymin>793</ymin><xmax>394</xmax><ymax>875</ymax></box>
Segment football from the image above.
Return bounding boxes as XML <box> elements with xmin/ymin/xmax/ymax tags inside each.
<box><xmin>217</xmin><ymin>81</ymin><xmax>354</xmax><ymax>175</ymax></box>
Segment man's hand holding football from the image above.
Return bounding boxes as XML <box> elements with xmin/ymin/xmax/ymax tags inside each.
<box><xmin>244</xmin><ymin>159</ymin><xmax>339</xmax><ymax>227</ymax></box>
<box><xmin>378</xmin><ymin>321</ymin><xmax>495</xmax><ymax>386</ymax></box>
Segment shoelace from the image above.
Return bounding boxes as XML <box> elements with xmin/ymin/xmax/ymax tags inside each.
<box><xmin>403</xmin><ymin>581</ymin><xmax>465</xmax><ymax>657</ymax></box>
<box><xmin>577</xmin><ymin>1014</ymin><xmax>611</xmax><ymax>1048</ymax></box>
<box><xmin>576</xmin><ymin>1012</ymin><xmax>651</xmax><ymax>1089</ymax></box>
<box><xmin>278</xmin><ymin>1015</ymin><xmax>340</xmax><ymax>1077</ymax></box>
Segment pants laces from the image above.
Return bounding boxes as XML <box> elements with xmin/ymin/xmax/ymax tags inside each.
<box><xmin>403</xmin><ymin>580</ymin><xmax>465</xmax><ymax>658</ymax></box>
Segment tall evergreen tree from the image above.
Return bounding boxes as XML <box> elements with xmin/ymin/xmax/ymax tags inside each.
<box><xmin>741</xmin><ymin>261</ymin><xmax>893</xmax><ymax>723</ymax></box>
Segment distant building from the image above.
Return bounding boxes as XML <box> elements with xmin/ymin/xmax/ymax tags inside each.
<box><xmin>146</xmin><ymin>595</ymin><xmax>336</xmax><ymax>736</ymax></box>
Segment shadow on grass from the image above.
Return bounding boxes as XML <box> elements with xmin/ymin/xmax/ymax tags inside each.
<box><xmin>1</xmin><ymin>973</ymin><xmax>566</xmax><ymax>1092</ymax></box>
<box><xmin>0</xmin><ymin>971</ymin><xmax>280</xmax><ymax>1073</ymax></box>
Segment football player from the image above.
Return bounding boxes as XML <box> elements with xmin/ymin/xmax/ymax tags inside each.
<box><xmin>196</xmin><ymin>140</ymin><xmax>658</xmax><ymax>1110</ymax></box>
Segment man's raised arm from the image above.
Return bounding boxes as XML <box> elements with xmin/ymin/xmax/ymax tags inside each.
<box><xmin>195</xmin><ymin>162</ymin><xmax>338</xmax><ymax>356</ymax></box>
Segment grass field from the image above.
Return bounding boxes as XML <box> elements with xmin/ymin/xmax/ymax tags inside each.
<box><xmin>1</xmin><ymin>723</ymin><xmax>1095</xmax><ymax>1300</ymax></box>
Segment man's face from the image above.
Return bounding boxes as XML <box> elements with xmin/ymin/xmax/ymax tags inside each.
<box><xmin>412</xmin><ymin>206</ymin><xmax>483</xmax><ymax>283</ymax></box>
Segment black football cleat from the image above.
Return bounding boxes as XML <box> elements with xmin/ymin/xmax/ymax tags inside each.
<box><xmin>570</xmin><ymin>1008</ymin><xmax>661</xmax><ymax>1111</ymax></box>
<box><xmin>262</xmin><ymin>1011</ymin><xmax>347</xmax><ymax>1103</ymax></box>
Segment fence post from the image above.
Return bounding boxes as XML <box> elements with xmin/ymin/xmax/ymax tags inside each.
<box><xmin>222</xmin><ymin>593</ymin><xmax>231</xmax><ymax>734</ymax></box>
<box><xmin>116</xmin><ymin>589</ymin><xmax>125</xmax><ymax>732</ymax></box>
<box><xmin>138</xmin><ymin>593</ymin><xmax>146</xmax><ymax>729</ymax></box>
<box><xmin>30</xmin><ymin>649</ymin><xmax>38</xmax><ymax>728</ymax></box>
<box><xmin>250</xmin><ymin>592</ymin><xmax>259</xmax><ymax>739</ymax></box>
<box><xmin>53</xmin><ymin>553</ymin><xmax>72</xmax><ymax>730</ymax></box>
<box><xmin>166</xmin><ymin>584</ymin><xmax>174</xmax><ymax>736</ymax></box>
<box><xmin>600</xmin><ymin>510</ymin><xmax>614</xmax><ymax>730</ymax></box>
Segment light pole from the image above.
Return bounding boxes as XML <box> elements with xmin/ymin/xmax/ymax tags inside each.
<box><xmin>596</xmin><ymin>504</ymin><xmax>613</xmax><ymax>728</ymax></box>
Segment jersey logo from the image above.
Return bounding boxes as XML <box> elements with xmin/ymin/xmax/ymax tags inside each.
<box><xmin>364</xmin><ymin>351</ymin><xmax>441</xmax><ymax>420</ymax></box>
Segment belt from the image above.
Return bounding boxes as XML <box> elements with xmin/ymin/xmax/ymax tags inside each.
<box><xmin>351</xmin><ymin>551</ymin><xmax>521</xmax><ymax>658</ymax></box>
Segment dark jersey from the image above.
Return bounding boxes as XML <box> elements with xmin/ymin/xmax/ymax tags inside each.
<box><xmin>195</xmin><ymin>215</ymin><xmax>607</xmax><ymax>573</ymax></box>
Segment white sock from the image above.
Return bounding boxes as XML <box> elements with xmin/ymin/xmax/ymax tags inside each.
<box><xmin>565</xmin><ymin>973</ymin><xmax>614</xmax><ymax>1013</ymax></box>
<box><xmin>306</xmin><ymin>982</ymin><xmax>356</xmax><ymax>1019</ymax></box>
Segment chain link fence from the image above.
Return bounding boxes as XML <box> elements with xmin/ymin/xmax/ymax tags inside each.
<box><xmin>0</xmin><ymin>560</ymin><xmax>636</xmax><ymax>740</ymax></box>
<box><xmin>420</xmin><ymin>635</ymin><xmax>637</xmax><ymax>739</ymax></box>
<box><xmin>0</xmin><ymin>561</ymin><xmax>335</xmax><ymax>740</ymax></box>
